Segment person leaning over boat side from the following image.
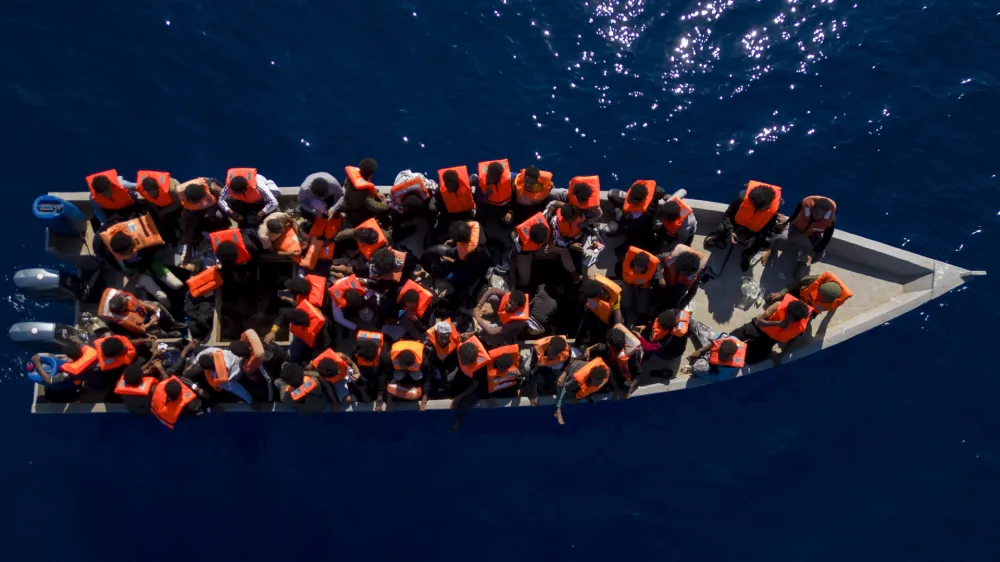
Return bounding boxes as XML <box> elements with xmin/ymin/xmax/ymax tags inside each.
<box><xmin>380</xmin><ymin>339</ymin><xmax>436</xmax><ymax>412</ymax></box>
<box><xmin>526</xmin><ymin>335</ymin><xmax>574</xmax><ymax>398</ymax></box>
<box><xmin>341</xmin><ymin>158</ymin><xmax>390</xmax><ymax>227</ymax></box>
<box><xmin>177</xmin><ymin>177</ymin><xmax>230</xmax><ymax>250</ymax></box>
<box><xmin>151</xmin><ymin>375</ymin><xmax>210</xmax><ymax>429</ymax></box>
<box><xmin>652</xmin><ymin>191</ymin><xmax>698</xmax><ymax>251</ymax></box>
<box><xmin>553</xmin><ymin>357</ymin><xmax>611</xmax><ymax>425</ymax></box>
<box><xmin>511</xmin><ymin>205</ymin><xmax>581</xmax><ymax>288</ymax></box>
<box><xmin>776</xmin><ymin>195</ymin><xmax>837</xmax><ymax>276</ymax></box>
<box><xmin>388</xmin><ymin>170</ymin><xmax>437</xmax><ymax>242</ymax></box>
<box><xmin>449</xmin><ymin>342</ymin><xmax>525</xmax><ymax>431</ymax></box>
<box><xmin>135</xmin><ymin>170</ymin><xmax>184</xmax><ymax>245</ymax></box>
<box><xmin>473</xmin><ymin>288</ymin><xmax>530</xmax><ymax>344</ymax></box>
<box><xmin>730</xmin><ymin>294</ymin><xmax>813</xmax><ymax>366</ymax></box>
<box><xmin>604</xmin><ymin>180</ymin><xmax>666</xmax><ymax>248</ymax></box>
<box><xmin>766</xmin><ymin>271</ymin><xmax>852</xmax><ymax>319</ymax></box>
<box><xmin>681</xmin><ymin>336</ymin><xmax>747</xmax><ymax>381</ymax></box>
<box><xmin>297</xmin><ymin>172</ymin><xmax>345</xmax><ymax>226</ymax></box>
<box><xmin>86</xmin><ymin>169</ymin><xmax>143</xmax><ymax>227</ymax></box>
<box><xmin>704</xmin><ymin>181</ymin><xmax>785</xmax><ymax>272</ymax></box>
<box><xmin>275</xmin><ymin>363</ymin><xmax>328</xmax><ymax>415</ymax></box>
<box><xmin>575</xmin><ymin>276</ymin><xmax>623</xmax><ymax>346</ymax></box>
<box><xmin>217</xmin><ymin>168</ymin><xmax>280</xmax><ymax>227</ymax></box>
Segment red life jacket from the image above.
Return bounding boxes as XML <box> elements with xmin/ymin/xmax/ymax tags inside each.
<box><xmin>86</xmin><ymin>169</ymin><xmax>134</xmax><ymax>210</ymax></box>
<box><xmin>210</xmin><ymin>229</ymin><xmax>252</xmax><ymax>265</ymax></box>
<box><xmin>758</xmin><ymin>294</ymin><xmax>813</xmax><ymax>343</ymax></box>
<box><xmin>622</xmin><ymin>180</ymin><xmax>655</xmax><ymax>214</ymax></box>
<box><xmin>60</xmin><ymin>346</ymin><xmax>99</xmax><ymax>377</ymax></box>
<box><xmin>584</xmin><ymin>275</ymin><xmax>622</xmax><ymax>324</ymax></box>
<box><xmin>345</xmin><ymin>166</ymin><xmax>377</xmax><ymax>195</ymax></box>
<box><xmin>621</xmin><ymin>246</ymin><xmax>660</xmax><ymax>288</ymax></box>
<box><xmin>436</xmin><ymin>166</ymin><xmax>475</xmax><ymax>214</ymax></box>
<box><xmin>456</xmin><ymin>221</ymin><xmax>481</xmax><ymax>260</ymax></box>
<box><xmin>386</xmin><ymin>382</ymin><xmax>422</xmax><ymax>400</ymax></box>
<box><xmin>151</xmin><ymin>376</ymin><xmax>196</xmax><ymax>429</ymax></box>
<box><xmin>397</xmin><ymin>279</ymin><xmax>433</xmax><ymax>319</ymax></box>
<box><xmin>308</xmin><ymin>215</ymin><xmax>344</xmax><ymax>240</ymax></box>
<box><xmin>567</xmin><ymin>176</ymin><xmax>601</xmax><ymax>210</ymax></box>
<box><xmin>516</xmin><ymin>212</ymin><xmax>550</xmax><ymax>252</ymax></box>
<box><xmin>328</xmin><ymin>275</ymin><xmax>365</xmax><ymax>309</ymax></box>
<box><xmin>241</xmin><ymin>330</ymin><xmax>265</xmax><ymax>373</ymax></box>
<box><xmin>478</xmin><ymin>159</ymin><xmax>512</xmax><ymax>206</ymax></box>
<box><xmin>226</xmin><ymin>168</ymin><xmax>262</xmax><ymax>203</ymax></box>
<box><xmin>114</xmin><ymin>375</ymin><xmax>157</xmax><ymax>397</ymax></box>
<box><xmin>203</xmin><ymin>350</ymin><xmax>231</xmax><ymax>391</ymax></box>
<box><xmin>187</xmin><ymin>266</ymin><xmax>223</xmax><ymax>298</ymax></box>
<box><xmin>799</xmin><ymin>271</ymin><xmax>853</xmax><ymax>312</ymax></box>
<box><xmin>178</xmin><ymin>178</ymin><xmax>217</xmax><ymax>211</ymax></box>
<box><xmin>136</xmin><ymin>170</ymin><xmax>175</xmax><ymax>208</ymax></box>
<box><xmin>791</xmin><ymin>196</ymin><xmax>836</xmax><ymax>236</ymax></box>
<box><xmin>311</xmin><ymin>349</ymin><xmax>350</xmax><ymax>384</ymax></box>
<box><xmin>709</xmin><ymin>338</ymin><xmax>747</xmax><ymax>368</ymax></box>
<box><xmin>296</xmin><ymin>274</ymin><xmax>327</xmax><ymax>308</ymax></box>
<box><xmin>733</xmin><ymin>181</ymin><xmax>781</xmax><ymax>233</ymax></box>
<box><xmin>289</xmin><ymin>300</ymin><xmax>326</xmax><ymax>348</ymax></box>
<box><xmin>355</xmin><ymin>218</ymin><xmax>388</xmax><ymax>260</ymax></box>
<box><xmin>660</xmin><ymin>197</ymin><xmax>693</xmax><ymax>236</ymax></box>
<box><xmin>99</xmin><ymin>215</ymin><xmax>165</xmax><ymax>262</ymax></box>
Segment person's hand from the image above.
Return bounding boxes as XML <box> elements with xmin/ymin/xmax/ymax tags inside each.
<box><xmin>658</xmin><ymin>278</ymin><xmax>667</xmax><ymax>288</ymax></box>
<box><xmin>503</xmin><ymin>211</ymin><xmax>513</xmax><ymax>224</ymax></box>
<box><xmin>443</xmin><ymin>239</ymin><xmax>454</xmax><ymax>246</ymax></box>
<box><xmin>554</xmin><ymin>409</ymin><xmax>565</xmax><ymax>425</ymax></box>
<box><xmin>730</xmin><ymin>232</ymin><xmax>738</xmax><ymax>244</ymax></box>
<box><xmin>419</xmin><ymin>401</ymin><xmax>427</xmax><ymax>412</ymax></box>
<box><xmin>766</xmin><ymin>292</ymin><xmax>782</xmax><ymax>303</ymax></box>
<box><xmin>570</xmin><ymin>243</ymin><xmax>583</xmax><ymax>252</ymax></box>
<box><xmin>529</xmin><ymin>396</ymin><xmax>539</xmax><ymax>407</ymax></box>
<box><xmin>686</xmin><ymin>353</ymin><xmax>700</xmax><ymax>363</ymax></box>
<box><xmin>804</xmin><ymin>254</ymin><xmax>814</xmax><ymax>266</ymax></box>
<box><xmin>263</xmin><ymin>331</ymin><xmax>277</xmax><ymax>344</ymax></box>
<box><xmin>230</xmin><ymin>211</ymin><xmax>244</xmax><ymax>223</ymax></box>
<box><xmin>257</xmin><ymin>210</ymin><xmax>267</xmax><ymax>219</ymax></box>
<box><xmin>450</xmin><ymin>398</ymin><xmax>460</xmax><ymax>409</ymax></box>
<box><xmin>374</xmin><ymin>399</ymin><xmax>384</xmax><ymax>412</ymax></box>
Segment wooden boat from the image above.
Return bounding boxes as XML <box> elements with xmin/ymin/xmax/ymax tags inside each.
<box><xmin>22</xmin><ymin>186</ymin><xmax>985</xmax><ymax>413</ymax></box>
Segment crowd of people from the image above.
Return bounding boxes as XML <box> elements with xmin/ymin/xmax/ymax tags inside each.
<box><xmin>31</xmin><ymin>159</ymin><xmax>853</xmax><ymax>429</ymax></box>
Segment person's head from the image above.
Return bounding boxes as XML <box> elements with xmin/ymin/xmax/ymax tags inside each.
<box><xmin>371</xmin><ymin>248</ymin><xmax>398</xmax><ymax>273</ymax></box>
<box><xmin>184</xmin><ymin>182</ymin><xmax>206</xmax><ymax>202</ymax></box>
<box><xmin>91</xmin><ymin>175</ymin><xmax>113</xmax><ymax>194</ymax></box>
<box><xmin>812</xmin><ymin>197</ymin><xmax>834</xmax><ymax>215</ymax></box>
<box><xmin>309</xmin><ymin>177</ymin><xmax>330</xmax><ymax>198</ymax></box>
<box><xmin>433</xmin><ymin>322</ymin><xmax>453</xmax><ymax>346</ymax></box>
<box><xmin>571</xmin><ymin>182</ymin><xmax>593</xmax><ymax>204</ymax></box>
<box><xmin>485</xmin><ymin>162</ymin><xmax>504</xmax><ymax>186</ymax></box>
<box><xmin>229</xmin><ymin>340</ymin><xmax>251</xmax><ymax>358</ymax></box>
<box><xmin>123</xmin><ymin>361</ymin><xmax>145</xmax><ymax>385</ymax></box>
<box><xmin>505</xmin><ymin>290</ymin><xmax>526</xmax><ymax>312</ymax></box>
<box><xmin>108</xmin><ymin>294</ymin><xmax>128</xmax><ymax>315</ymax></box>
<box><xmin>354</xmin><ymin>227</ymin><xmax>379</xmax><ymax>246</ymax></box>
<box><xmin>631</xmin><ymin>251</ymin><xmax>651</xmax><ymax>274</ymax></box>
<box><xmin>396</xmin><ymin>350</ymin><xmax>417</xmax><ymax>368</ymax></box>
<box><xmin>356</xmin><ymin>339</ymin><xmax>380</xmax><ymax>362</ymax></box>
<box><xmin>442</xmin><ymin>170</ymin><xmax>461</xmax><ymax>193</ymax></box>
<box><xmin>608</xmin><ymin>328</ymin><xmax>627</xmax><ymax>349</ymax></box>
<box><xmin>358</xmin><ymin>158</ymin><xmax>378</xmax><ymax>180</ymax></box>
<box><xmin>400</xmin><ymin>289</ymin><xmax>420</xmax><ymax>311</ymax></box>
<box><xmin>657</xmin><ymin>199</ymin><xmax>682</xmax><ymax>222</ymax></box>
<box><xmin>748</xmin><ymin>184</ymin><xmax>775</xmax><ymax>211</ymax></box>
<box><xmin>109</xmin><ymin>232</ymin><xmax>134</xmax><ymax>255</ymax></box>
<box><xmin>674</xmin><ymin>251</ymin><xmax>702</xmax><ymax>278</ymax></box>
<box><xmin>229</xmin><ymin>175</ymin><xmax>249</xmax><ymax>194</ymax></box>
<box><xmin>449</xmin><ymin>221</ymin><xmax>472</xmax><ymax>244</ymax></box>
<box><xmin>266</xmin><ymin>218</ymin><xmax>285</xmax><ymax>235</ymax></box>
<box><xmin>281</xmin><ymin>363</ymin><xmax>305</xmax><ymax>387</ymax></box>
<box><xmin>164</xmin><ymin>379</ymin><xmax>182</xmax><ymax>402</ymax></box>
<box><xmin>288</xmin><ymin>308</ymin><xmax>311</xmax><ymax>326</ymax></box>
<box><xmin>545</xmin><ymin>336</ymin><xmax>567</xmax><ymax>359</ymax></box>
<box><xmin>284</xmin><ymin>277</ymin><xmax>311</xmax><ymax>296</ymax></box>
<box><xmin>587</xmin><ymin>365</ymin><xmax>609</xmax><ymax>385</ymax></box>
<box><xmin>785</xmin><ymin>299</ymin><xmax>810</xmax><ymax>323</ymax></box>
<box><xmin>198</xmin><ymin>353</ymin><xmax>217</xmax><ymax>370</ymax></box>
<box><xmin>627</xmin><ymin>182</ymin><xmax>649</xmax><ymax>204</ymax></box>
<box><xmin>579</xmin><ymin>279</ymin><xmax>605</xmax><ymax>299</ymax></box>
<box><xmin>215</xmin><ymin>241</ymin><xmax>240</xmax><ymax>266</ymax></box>
<box><xmin>818</xmin><ymin>281</ymin><xmax>843</xmax><ymax>303</ymax></box>
<box><xmin>493</xmin><ymin>353</ymin><xmax>515</xmax><ymax>372</ymax></box>
<box><xmin>559</xmin><ymin>203</ymin><xmax>581</xmax><ymax>222</ymax></box>
<box><xmin>100</xmin><ymin>337</ymin><xmax>125</xmax><ymax>358</ymax></box>
<box><xmin>402</xmin><ymin>193</ymin><xmax>423</xmax><ymax>212</ymax></box>
<box><xmin>64</xmin><ymin>343</ymin><xmax>84</xmax><ymax>361</ymax></box>
<box><xmin>343</xmin><ymin>289</ymin><xmax>365</xmax><ymax>308</ymax></box>
<box><xmin>717</xmin><ymin>339</ymin><xmax>739</xmax><ymax>362</ymax></box>
<box><xmin>528</xmin><ymin>223</ymin><xmax>549</xmax><ymax>244</ymax></box>
<box><xmin>140</xmin><ymin>176</ymin><xmax>161</xmax><ymax>197</ymax></box>
<box><xmin>316</xmin><ymin>358</ymin><xmax>340</xmax><ymax>378</ymax></box>
<box><xmin>458</xmin><ymin>342</ymin><xmax>480</xmax><ymax>366</ymax></box>
<box><xmin>523</xmin><ymin>166</ymin><xmax>541</xmax><ymax>191</ymax></box>
<box><xmin>656</xmin><ymin>309</ymin><xmax>677</xmax><ymax>330</ymax></box>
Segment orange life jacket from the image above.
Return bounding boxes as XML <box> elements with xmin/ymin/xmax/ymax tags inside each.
<box><xmin>60</xmin><ymin>346</ymin><xmax>99</xmax><ymax>376</ymax></box>
<box><xmin>86</xmin><ymin>169</ymin><xmax>134</xmax><ymax>210</ymax></box>
<box><xmin>151</xmin><ymin>375</ymin><xmax>196</xmax><ymax>429</ymax></box>
<box><xmin>478</xmin><ymin>159</ymin><xmax>512</xmax><ymax>206</ymax></box>
<box><xmin>295</xmin><ymin>274</ymin><xmax>327</xmax><ymax>308</ymax></box>
<box><xmin>319</xmin><ymin>241</ymin><xmax>336</xmax><ymax>263</ymax></box>
<box><xmin>621</xmin><ymin>246</ymin><xmax>660</xmax><ymax>288</ymax></box>
<box><xmin>733</xmin><ymin>181</ymin><xmax>782</xmax><ymax>233</ymax></box>
<box><xmin>289</xmin><ymin>300</ymin><xmax>326</xmax><ymax>348</ymax></box>
<box><xmin>622</xmin><ymin>180</ymin><xmax>655</xmax><ymax>214</ymax></box>
<box><xmin>99</xmin><ymin>215</ymin><xmax>165</xmax><ymax>262</ymax></box>
<box><xmin>556</xmin><ymin>207</ymin><xmax>583</xmax><ymax>238</ymax></box>
<box><xmin>585</xmin><ymin>275</ymin><xmax>622</xmax><ymax>324</ymax></box>
<box><xmin>459</xmin><ymin>336</ymin><xmax>490</xmax><ymax>377</ymax></box>
<box><xmin>345</xmin><ymin>166</ymin><xmax>377</xmax><ymax>195</ymax></box>
<box><xmin>374</xmin><ymin>249</ymin><xmax>407</xmax><ymax>283</ymax></box>
<box><xmin>187</xmin><ymin>265</ymin><xmax>223</xmax><ymax>298</ymax></box>
<box><xmin>178</xmin><ymin>178</ymin><xmax>217</xmax><ymax>211</ymax></box>
<box><xmin>311</xmin><ymin>348</ymin><xmax>350</xmax><ymax>384</ymax></box>
<box><xmin>791</xmin><ymin>196</ymin><xmax>836</xmax><ymax>236</ymax></box>
<box><xmin>94</xmin><ymin>336</ymin><xmax>137</xmax><ymax>371</ymax></box>
<box><xmin>136</xmin><ymin>170</ymin><xmax>175</xmax><ymax>208</ymax></box>
<box><xmin>276</xmin><ymin>226</ymin><xmax>303</xmax><ymax>257</ymax></box>
<box><xmin>660</xmin><ymin>197</ymin><xmax>694</xmax><ymax>236</ymax></box>
<box><xmin>355</xmin><ymin>330</ymin><xmax>384</xmax><ymax>368</ymax></box>
<box><xmin>391</xmin><ymin>340</ymin><xmax>425</xmax><ymax>372</ymax></box>
<box><xmin>663</xmin><ymin>245</ymin><xmax>706</xmax><ymax>287</ymax></box>
<box><xmin>397</xmin><ymin>279</ymin><xmax>433</xmax><ymax>319</ymax></box>
<box><xmin>308</xmin><ymin>215</ymin><xmax>344</xmax><ymax>240</ymax></box>
<box><xmin>799</xmin><ymin>271</ymin><xmax>853</xmax><ymax>312</ymax></box>
<box><xmin>456</xmin><ymin>221</ymin><xmax>481</xmax><ymax>259</ymax></box>
<box><xmin>355</xmin><ymin>218</ymin><xmax>388</xmax><ymax>260</ymax></box>
<box><xmin>97</xmin><ymin>288</ymin><xmax>147</xmax><ymax>334</ymax></box>
<box><xmin>497</xmin><ymin>292</ymin><xmax>530</xmax><ymax>325</ymax></box>
<box><xmin>241</xmin><ymin>330</ymin><xmax>265</xmax><ymax>373</ymax></box>
<box><xmin>487</xmin><ymin>344</ymin><xmax>520</xmax><ymax>393</ymax></box>
<box><xmin>567</xmin><ymin>176</ymin><xmax>601</xmax><ymax>210</ymax></box>
<box><xmin>386</xmin><ymin>382</ymin><xmax>422</xmax><ymax>400</ymax></box>
<box><xmin>516</xmin><ymin>212</ymin><xmax>551</xmax><ymax>252</ymax></box>
<box><xmin>437</xmin><ymin>166</ymin><xmax>476</xmax><ymax>214</ymax></box>
<box><xmin>651</xmin><ymin>309</ymin><xmax>691</xmax><ymax>342</ymax></box>
<box><xmin>759</xmin><ymin>294</ymin><xmax>813</xmax><ymax>343</ymax></box>
<box><xmin>425</xmin><ymin>319</ymin><xmax>460</xmax><ymax>360</ymax></box>
<box><xmin>203</xmin><ymin>350</ymin><xmax>231</xmax><ymax>391</ymax></box>
<box><xmin>514</xmin><ymin>169</ymin><xmax>554</xmax><ymax>205</ymax></box>
<box><xmin>329</xmin><ymin>275</ymin><xmax>365</xmax><ymax>309</ymax></box>
<box><xmin>209</xmin><ymin>229</ymin><xmax>252</xmax><ymax>265</ymax></box>
<box><xmin>390</xmin><ymin>176</ymin><xmax>430</xmax><ymax>208</ymax></box>
<box><xmin>295</xmin><ymin>239</ymin><xmax>324</xmax><ymax>271</ymax></box>
<box><xmin>610</xmin><ymin>324</ymin><xmax>642</xmax><ymax>378</ymax></box>
<box><xmin>114</xmin><ymin>375</ymin><xmax>157</xmax><ymax>397</ymax></box>
<box><xmin>573</xmin><ymin>358</ymin><xmax>609</xmax><ymax>399</ymax></box>
<box><xmin>533</xmin><ymin>336</ymin><xmax>570</xmax><ymax>367</ymax></box>
<box><xmin>289</xmin><ymin>377</ymin><xmax>319</xmax><ymax>401</ymax></box>
<box><xmin>226</xmin><ymin>168</ymin><xmax>262</xmax><ymax>203</ymax></box>
<box><xmin>709</xmin><ymin>338</ymin><xmax>747</xmax><ymax>368</ymax></box>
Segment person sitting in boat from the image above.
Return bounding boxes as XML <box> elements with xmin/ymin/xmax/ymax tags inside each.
<box><xmin>550</xmin><ymin>176</ymin><xmax>603</xmax><ymax>223</ymax></box>
<box><xmin>638</xmin><ymin>308</ymin><xmax>691</xmax><ymax>361</ymax></box>
<box><xmin>704</xmin><ymin>181</ymin><xmax>785</xmax><ymax>272</ymax></box>
<box><xmin>449</xmin><ymin>343</ymin><xmax>524</xmax><ymax>431</ymax></box>
<box><xmin>549</xmin><ymin>203</ymin><xmax>593</xmax><ymax>272</ymax></box>
<box><xmin>281</xmin><ymin>275</ymin><xmax>329</xmax><ymax>311</ymax></box>
<box><xmin>100</xmin><ymin>288</ymin><xmax>186</xmax><ymax>338</ymax></box>
<box><xmin>151</xmin><ymin>376</ymin><xmax>209</xmax><ymax>429</ymax></box>
<box><xmin>604</xmin><ymin>180</ymin><xmax>666</xmax><ymax>248</ymax></box>
<box><xmin>396</xmin><ymin>279</ymin><xmax>436</xmax><ymax>341</ymax></box>
<box><xmin>97</xmin><ymin>219</ymin><xmax>185</xmax><ymax>308</ymax></box>
<box><xmin>86</xmin><ymin>169</ymin><xmax>142</xmax><ymax>227</ymax></box>
<box><xmin>511</xmin><ymin>207</ymin><xmax>580</xmax><ymax>288</ymax></box>
<box><xmin>377</xmin><ymin>340</ymin><xmax>436</xmax><ymax>412</ymax></box>
<box><xmin>257</xmin><ymin>212</ymin><xmax>302</xmax><ymax>257</ymax></box>
<box><xmin>730</xmin><ymin>295</ymin><xmax>813</xmax><ymax>366</ymax></box>
<box><xmin>681</xmin><ymin>336</ymin><xmax>747</xmax><ymax>381</ymax></box>
<box><xmin>619</xmin><ymin>246</ymin><xmax>663</xmax><ymax>328</ymax></box>
<box><xmin>653</xmin><ymin>191</ymin><xmax>698</xmax><ymax>251</ymax></box>
<box><xmin>227</xmin><ymin>334</ymin><xmax>274</xmax><ymax>403</ymax></box>
<box><xmin>576</xmin><ymin>276</ymin><xmax>623</xmax><ymax>346</ymax></box>
<box><xmin>439</xmin><ymin>221</ymin><xmax>490</xmax><ymax>301</ymax></box>
<box><xmin>428</xmin><ymin>165</ymin><xmax>477</xmax><ymax>245</ymax></box>
<box><xmin>135</xmin><ymin>170</ymin><xmax>183</xmax><ymax>245</ymax></box>
<box><xmin>297</xmin><ymin>172</ymin><xmax>344</xmax><ymax>226</ymax></box>
<box><xmin>473</xmin><ymin>288</ymin><xmax>530</xmax><ymax>344</ymax></box>
<box><xmin>766</xmin><ymin>271</ymin><xmax>852</xmax><ymax>320</ymax></box>
<box><xmin>553</xmin><ymin>357</ymin><xmax>611</xmax><ymax>425</ymax></box>
<box><xmin>475</xmin><ymin>160</ymin><xmax>515</xmax><ymax>231</ymax></box>
<box><xmin>265</xmin><ymin>300</ymin><xmax>331</xmax><ymax>363</ymax></box>
<box><xmin>425</xmin><ymin>319</ymin><xmax>461</xmax><ymax>382</ymax></box>
<box><xmin>211</xmin><ymin>228</ymin><xmax>264</xmax><ymax>276</ymax></box>
<box><xmin>275</xmin><ymin>363</ymin><xmax>328</xmax><ymax>415</ymax></box>
<box><xmin>353</xmin><ymin>330</ymin><xmax>392</xmax><ymax>403</ymax></box>
<box><xmin>332</xmin><ymin>218</ymin><xmax>390</xmax><ymax>264</ymax></box>
<box><xmin>177</xmin><ymin>178</ymin><xmax>229</xmax><ymax>249</ymax></box>
<box><xmin>217</xmin><ymin>168</ymin><xmax>280</xmax><ymax>227</ymax></box>
<box><xmin>777</xmin><ymin>195</ymin><xmax>837</xmax><ymax>276</ymax></box>
<box><xmin>657</xmin><ymin>245</ymin><xmax>707</xmax><ymax>309</ymax></box>
<box><xmin>512</xmin><ymin>166</ymin><xmax>555</xmax><ymax>223</ymax></box>
<box><xmin>368</xmin><ymin>247</ymin><xmax>418</xmax><ymax>293</ymax></box>
<box><xmin>89</xmin><ymin>334</ymin><xmax>155</xmax><ymax>401</ymax></box>
<box><xmin>115</xmin><ymin>356</ymin><xmax>170</xmax><ymax>416</ymax></box>
<box><xmin>29</xmin><ymin>343</ymin><xmax>97</xmax><ymax>394</ymax></box>
<box><xmin>188</xmin><ymin>347</ymin><xmax>254</xmax><ymax>404</ymax></box>
<box><xmin>311</xmin><ymin>348</ymin><xmax>364</xmax><ymax>405</ymax></box>
<box><xmin>524</xmin><ymin>335</ymin><xmax>575</xmax><ymax>401</ymax></box>
<box><xmin>329</xmin><ymin>275</ymin><xmax>384</xmax><ymax>334</ymax></box>
<box><xmin>583</xmin><ymin>324</ymin><xmax>640</xmax><ymax>399</ymax></box>
<box><xmin>388</xmin><ymin>170</ymin><xmax>437</xmax><ymax>242</ymax></box>
<box><xmin>341</xmin><ymin>158</ymin><xmax>389</xmax><ymax>226</ymax></box>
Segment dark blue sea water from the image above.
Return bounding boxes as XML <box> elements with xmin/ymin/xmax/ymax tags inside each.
<box><xmin>2</xmin><ymin>1</ymin><xmax>999</xmax><ymax>560</ymax></box>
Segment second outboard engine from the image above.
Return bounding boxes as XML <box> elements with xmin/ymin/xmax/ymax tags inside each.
<box><xmin>8</xmin><ymin>322</ymin><xmax>84</xmax><ymax>353</ymax></box>
<box><xmin>13</xmin><ymin>268</ymin><xmax>84</xmax><ymax>302</ymax></box>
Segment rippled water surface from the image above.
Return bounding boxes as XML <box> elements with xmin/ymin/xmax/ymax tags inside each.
<box><xmin>2</xmin><ymin>1</ymin><xmax>999</xmax><ymax>560</ymax></box>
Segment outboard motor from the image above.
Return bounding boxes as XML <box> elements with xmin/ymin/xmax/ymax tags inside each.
<box><xmin>8</xmin><ymin>322</ymin><xmax>83</xmax><ymax>353</ymax></box>
<box><xmin>13</xmin><ymin>268</ymin><xmax>84</xmax><ymax>301</ymax></box>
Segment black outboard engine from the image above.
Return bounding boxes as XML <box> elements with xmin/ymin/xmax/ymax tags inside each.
<box><xmin>8</xmin><ymin>322</ymin><xmax>83</xmax><ymax>353</ymax></box>
<box><xmin>13</xmin><ymin>268</ymin><xmax>84</xmax><ymax>301</ymax></box>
